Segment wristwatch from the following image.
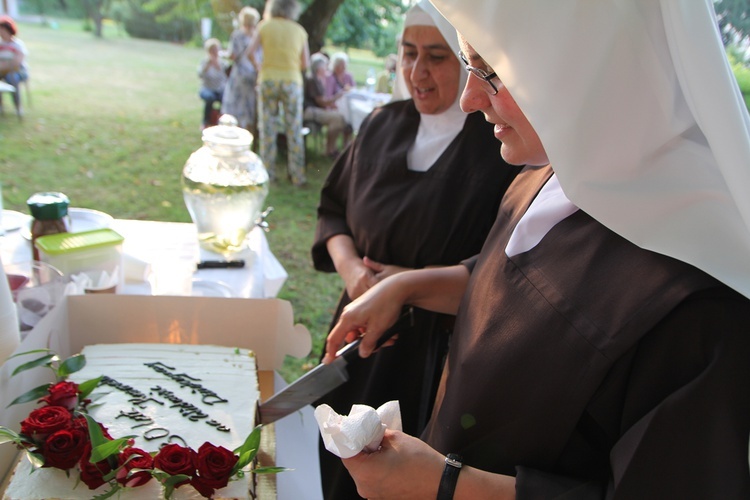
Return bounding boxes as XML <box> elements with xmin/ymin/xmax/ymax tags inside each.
<box><xmin>436</xmin><ymin>453</ymin><xmax>463</xmax><ymax>500</ymax></box>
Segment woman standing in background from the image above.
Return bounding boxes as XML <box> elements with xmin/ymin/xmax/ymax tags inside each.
<box><xmin>248</xmin><ymin>0</ymin><xmax>310</xmax><ymax>186</ymax></box>
<box><xmin>222</xmin><ymin>6</ymin><xmax>261</xmax><ymax>136</ymax></box>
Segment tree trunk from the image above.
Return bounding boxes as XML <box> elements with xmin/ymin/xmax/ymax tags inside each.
<box><xmin>298</xmin><ymin>0</ymin><xmax>346</xmax><ymax>53</ymax></box>
<box><xmin>81</xmin><ymin>0</ymin><xmax>105</xmax><ymax>38</ymax></box>
<box><xmin>92</xmin><ymin>13</ymin><xmax>103</xmax><ymax>38</ymax></box>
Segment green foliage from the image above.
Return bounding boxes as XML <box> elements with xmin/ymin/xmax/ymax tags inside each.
<box><xmin>733</xmin><ymin>64</ymin><xmax>750</xmax><ymax>94</ymax></box>
<box><xmin>20</xmin><ymin>0</ymin><xmax>89</xmax><ymax>19</ymax></box>
<box><xmin>726</xmin><ymin>45</ymin><xmax>750</xmax><ymax>108</ymax></box>
<box><xmin>325</xmin><ymin>0</ymin><xmax>408</xmax><ymax>56</ymax></box>
<box><xmin>122</xmin><ymin>0</ymin><xmax>195</xmax><ymax>42</ymax></box>
<box><xmin>715</xmin><ymin>0</ymin><xmax>750</xmax><ymax>44</ymax></box>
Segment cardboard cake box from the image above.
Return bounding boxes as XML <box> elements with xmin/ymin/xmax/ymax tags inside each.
<box><xmin>0</xmin><ymin>294</ymin><xmax>312</xmax><ymax>486</ymax></box>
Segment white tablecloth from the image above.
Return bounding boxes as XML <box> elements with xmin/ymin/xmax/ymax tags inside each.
<box><xmin>336</xmin><ymin>89</ymin><xmax>391</xmax><ymax>133</ymax></box>
<box><xmin>0</xmin><ymin>218</ymin><xmax>287</xmax><ymax>299</ymax></box>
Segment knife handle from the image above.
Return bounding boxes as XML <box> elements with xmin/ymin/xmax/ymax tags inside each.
<box><xmin>337</xmin><ymin>306</ymin><xmax>414</xmax><ymax>359</ymax></box>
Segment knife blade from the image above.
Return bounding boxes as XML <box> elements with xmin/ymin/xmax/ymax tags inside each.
<box><xmin>259</xmin><ymin>338</ymin><xmax>363</xmax><ymax>424</ymax></box>
<box><xmin>259</xmin><ymin>307</ymin><xmax>414</xmax><ymax>424</ymax></box>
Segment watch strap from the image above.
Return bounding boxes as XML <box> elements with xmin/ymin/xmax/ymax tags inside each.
<box><xmin>436</xmin><ymin>453</ymin><xmax>463</xmax><ymax>500</ymax></box>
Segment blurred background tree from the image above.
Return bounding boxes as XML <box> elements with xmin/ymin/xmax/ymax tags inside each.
<box><xmin>714</xmin><ymin>0</ymin><xmax>750</xmax><ymax>108</ymax></box>
<box><xmin>19</xmin><ymin>0</ymin><xmax>415</xmax><ymax>54</ymax></box>
<box><xmin>715</xmin><ymin>0</ymin><xmax>750</xmax><ymax>45</ymax></box>
<box><xmin>301</xmin><ymin>0</ymin><xmax>407</xmax><ymax>56</ymax></box>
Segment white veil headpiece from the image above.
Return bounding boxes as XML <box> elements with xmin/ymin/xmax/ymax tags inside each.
<box><xmin>391</xmin><ymin>0</ymin><xmax>467</xmax><ymax>102</ymax></box>
<box><xmin>430</xmin><ymin>0</ymin><xmax>750</xmax><ymax>298</ymax></box>
<box><xmin>392</xmin><ymin>0</ymin><xmax>468</xmax><ymax>172</ymax></box>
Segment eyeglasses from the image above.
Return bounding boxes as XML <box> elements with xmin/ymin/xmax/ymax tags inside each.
<box><xmin>458</xmin><ymin>51</ymin><xmax>499</xmax><ymax>95</ymax></box>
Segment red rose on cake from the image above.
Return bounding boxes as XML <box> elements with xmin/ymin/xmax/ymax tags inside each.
<box><xmin>116</xmin><ymin>447</ymin><xmax>154</xmax><ymax>488</ymax></box>
<box><xmin>79</xmin><ymin>443</ymin><xmax>113</xmax><ymax>490</ymax></box>
<box><xmin>191</xmin><ymin>442</ymin><xmax>239</xmax><ymax>497</ymax></box>
<box><xmin>40</xmin><ymin>381</ymin><xmax>79</xmax><ymax>410</ymax></box>
<box><xmin>20</xmin><ymin>405</ymin><xmax>72</xmax><ymax>441</ymax></box>
<box><xmin>154</xmin><ymin>443</ymin><xmax>197</xmax><ymax>487</ymax></box>
<box><xmin>42</xmin><ymin>428</ymin><xmax>87</xmax><ymax>469</ymax></box>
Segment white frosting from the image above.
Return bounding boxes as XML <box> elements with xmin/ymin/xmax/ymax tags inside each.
<box><xmin>4</xmin><ymin>344</ymin><xmax>259</xmax><ymax>500</ymax></box>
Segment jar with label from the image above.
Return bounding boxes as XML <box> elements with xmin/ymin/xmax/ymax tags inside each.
<box><xmin>182</xmin><ymin>114</ymin><xmax>269</xmax><ymax>255</ymax></box>
<box><xmin>27</xmin><ymin>192</ymin><xmax>70</xmax><ymax>261</ymax></box>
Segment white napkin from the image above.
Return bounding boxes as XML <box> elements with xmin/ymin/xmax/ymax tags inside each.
<box><xmin>314</xmin><ymin>401</ymin><xmax>402</xmax><ymax>459</ymax></box>
<box><xmin>64</xmin><ymin>268</ymin><xmax>119</xmax><ymax>295</ymax></box>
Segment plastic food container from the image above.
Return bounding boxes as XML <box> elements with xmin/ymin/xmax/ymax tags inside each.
<box><xmin>34</xmin><ymin>228</ymin><xmax>124</xmax><ymax>292</ymax></box>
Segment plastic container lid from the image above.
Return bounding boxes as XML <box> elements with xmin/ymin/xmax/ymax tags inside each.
<box><xmin>27</xmin><ymin>192</ymin><xmax>70</xmax><ymax>220</ymax></box>
<box><xmin>34</xmin><ymin>228</ymin><xmax>124</xmax><ymax>255</ymax></box>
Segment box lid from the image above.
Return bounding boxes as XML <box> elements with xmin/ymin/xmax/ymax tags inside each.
<box><xmin>34</xmin><ymin>228</ymin><xmax>124</xmax><ymax>255</ymax></box>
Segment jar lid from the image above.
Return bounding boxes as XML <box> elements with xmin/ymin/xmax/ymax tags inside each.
<box><xmin>202</xmin><ymin>114</ymin><xmax>253</xmax><ymax>147</ymax></box>
<box><xmin>27</xmin><ymin>192</ymin><xmax>70</xmax><ymax>220</ymax></box>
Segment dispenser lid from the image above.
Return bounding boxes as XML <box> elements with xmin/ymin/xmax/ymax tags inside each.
<box><xmin>202</xmin><ymin>114</ymin><xmax>253</xmax><ymax>147</ymax></box>
<box><xmin>27</xmin><ymin>192</ymin><xmax>70</xmax><ymax>220</ymax></box>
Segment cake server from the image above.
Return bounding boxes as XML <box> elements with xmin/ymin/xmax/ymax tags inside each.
<box><xmin>259</xmin><ymin>308</ymin><xmax>413</xmax><ymax>424</ymax></box>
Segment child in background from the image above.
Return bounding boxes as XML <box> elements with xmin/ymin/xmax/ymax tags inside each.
<box><xmin>198</xmin><ymin>38</ymin><xmax>228</xmax><ymax>129</ymax></box>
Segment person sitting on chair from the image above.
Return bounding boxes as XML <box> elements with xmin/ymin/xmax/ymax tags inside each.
<box><xmin>304</xmin><ymin>53</ymin><xmax>351</xmax><ymax>157</ymax></box>
<box><xmin>0</xmin><ymin>15</ymin><xmax>28</xmax><ymax>117</ymax></box>
<box><xmin>198</xmin><ymin>38</ymin><xmax>228</xmax><ymax>129</ymax></box>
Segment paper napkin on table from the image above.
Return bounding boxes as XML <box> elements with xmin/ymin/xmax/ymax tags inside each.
<box><xmin>314</xmin><ymin>401</ymin><xmax>402</xmax><ymax>459</ymax></box>
<box><xmin>64</xmin><ymin>267</ymin><xmax>119</xmax><ymax>295</ymax></box>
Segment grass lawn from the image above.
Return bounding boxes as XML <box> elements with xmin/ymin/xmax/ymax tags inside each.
<box><xmin>0</xmin><ymin>19</ymin><xmax>345</xmax><ymax>381</ymax></box>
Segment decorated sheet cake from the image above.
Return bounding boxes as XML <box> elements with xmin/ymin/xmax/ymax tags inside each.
<box><xmin>2</xmin><ymin>343</ymin><xmax>261</xmax><ymax>499</ymax></box>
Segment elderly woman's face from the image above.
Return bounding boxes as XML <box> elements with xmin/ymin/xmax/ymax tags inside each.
<box><xmin>458</xmin><ymin>35</ymin><xmax>548</xmax><ymax>166</ymax></box>
<box><xmin>401</xmin><ymin>25</ymin><xmax>460</xmax><ymax>115</ymax></box>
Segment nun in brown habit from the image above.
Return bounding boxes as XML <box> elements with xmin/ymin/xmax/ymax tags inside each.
<box><xmin>311</xmin><ymin>1</ymin><xmax>521</xmax><ymax>498</ymax></box>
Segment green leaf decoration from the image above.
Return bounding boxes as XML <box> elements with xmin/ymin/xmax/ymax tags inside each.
<box><xmin>90</xmin><ymin>437</ymin><xmax>134</xmax><ymax>463</ymax></box>
<box><xmin>6</xmin><ymin>383</ymin><xmax>51</xmax><ymax>407</ymax></box>
<box><xmin>11</xmin><ymin>354</ymin><xmax>58</xmax><ymax>377</ymax></box>
<box><xmin>237</xmin><ymin>449</ymin><xmax>256</xmax><ymax>470</ymax></box>
<box><xmin>0</xmin><ymin>427</ymin><xmax>23</xmax><ymax>445</ymax></box>
<box><xmin>162</xmin><ymin>474</ymin><xmax>191</xmax><ymax>499</ymax></box>
<box><xmin>25</xmin><ymin>450</ymin><xmax>45</xmax><ymax>468</ymax></box>
<box><xmin>82</xmin><ymin>413</ymin><xmax>108</xmax><ymax>449</ymax></box>
<box><xmin>77</xmin><ymin>376</ymin><xmax>103</xmax><ymax>400</ymax></box>
<box><xmin>57</xmin><ymin>354</ymin><xmax>86</xmax><ymax>378</ymax></box>
<box><xmin>102</xmin><ymin>468</ymin><xmax>119</xmax><ymax>483</ymax></box>
<box><xmin>253</xmin><ymin>466</ymin><xmax>290</xmax><ymax>474</ymax></box>
<box><xmin>6</xmin><ymin>349</ymin><xmax>51</xmax><ymax>360</ymax></box>
<box><xmin>232</xmin><ymin>424</ymin><xmax>262</xmax><ymax>474</ymax></box>
<box><xmin>150</xmin><ymin>470</ymin><xmax>170</xmax><ymax>481</ymax></box>
<box><xmin>91</xmin><ymin>485</ymin><xmax>121</xmax><ymax>500</ymax></box>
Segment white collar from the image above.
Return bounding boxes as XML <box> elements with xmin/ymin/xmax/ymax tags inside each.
<box><xmin>505</xmin><ymin>174</ymin><xmax>579</xmax><ymax>257</ymax></box>
<box><xmin>407</xmin><ymin>101</ymin><xmax>467</xmax><ymax>172</ymax></box>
